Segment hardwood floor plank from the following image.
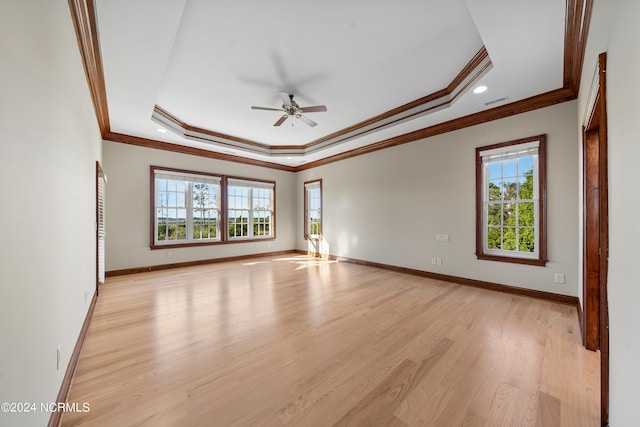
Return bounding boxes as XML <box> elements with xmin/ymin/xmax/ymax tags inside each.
<box><xmin>278</xmin><ymin>289</ymin><xmax>455</xmax><ymax>426</ymax></box>
<box><xmin>537</xmin><ymin>391</ymin><xmax>561</xmax><ymax>427</ymax></box>
<box><xmin>333</xmin><ymin>338</ymin><xmax>453</xmax><ymax>427</ymax></box>
<box><xmin>61</xmin><ymin>255</ymin><xmax>599</xmax><ymax>426</ymax></box>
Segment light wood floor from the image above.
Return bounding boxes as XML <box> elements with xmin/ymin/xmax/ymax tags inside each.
<box><xmin>62</xmin><ymin>255</ymin><xmax>599</xmax><ymax>426</ymax></box>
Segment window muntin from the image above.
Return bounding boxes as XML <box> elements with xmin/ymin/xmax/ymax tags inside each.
<box><xmin>304</xmin><ymin>180</ymin><xmax>322</xmax><ymax>240</ymax></box>
<box><xmin>154</xmin><ymin>171</ymin><xmax>221</xmax><ymax>245</ymax></box>
<box><xmin>485</xmin><ymin>149</ymin><xmax>538</xmax><ymax>255</ymax></box>
<box><xmin>476</xmin><ymin>136</ymin><xmax>547</xmax><ymax>265</ymax></box>
<box><xmin>227</xmin><ymin>178</ymin><xmax>274</xmax><ymax>240</ymax></box>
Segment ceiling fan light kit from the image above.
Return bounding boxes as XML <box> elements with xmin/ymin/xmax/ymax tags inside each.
<box><xmin>251</xmin><ymin>91</ymin><xmax>327</xmax><ymax>127</ymax></box>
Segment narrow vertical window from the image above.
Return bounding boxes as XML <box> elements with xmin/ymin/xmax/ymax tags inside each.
<box><xmin>475</xmin><ymin>135</ymin><xmax>547</xmax><ymax>266</ymax></box>
<box><xmin>304</xmin><ymin>180</ymin><xmax>322</xmax><ymax>240</ymax></box>
<box><xmin>192</xmin><ymin>181</ymin><xmax>220</xmax><ymax>241</ymax></box>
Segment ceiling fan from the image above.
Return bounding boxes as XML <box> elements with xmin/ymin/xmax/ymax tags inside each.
<box><xmin>251</xmin><ymin>92</ymin><xmax>327</xmax><ymax>127</ymax></box>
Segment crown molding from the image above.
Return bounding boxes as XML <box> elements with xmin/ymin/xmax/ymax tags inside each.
<box><xmin>152</xmin><ymin>105</ymin><xmax>298</xmax><ymax>156</ymax></box>
<box><xmin>302</xmin><ymin>46</ymin><xmax>492</xmax><ymax>153</ymax></box>
<box><xmin>564</xmin><ymin>0</ymin><xmax>594</xmax><ymax>95</ymax></box>
<box><xmin>68</xmin><ymin>0</ymin><xmax>109</xmax><ymax>134</ymax></box>
<box><xmin>151</xmin><ymin>47</ymin><xmax>492</xmax><ymax>157</ymax></box>
<box><xmin>296</xmin><ymin>87</ymin><xmax>574</xmax><ymax>171</ymax></box>
<box><xmin>103</xmin><ymin>131</ymin><xmax>296</xmax><ymax>172</ymax></box>
<box><xmin>71</xmin><ymin>0</ymin><xmax>592</xmax><ymax>172</ymax></box>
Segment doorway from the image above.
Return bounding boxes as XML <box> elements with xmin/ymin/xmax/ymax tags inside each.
<box><xmin>582</xmin><ymin>52</ymin><xmax>609</xmax><ymax>426</ymax></box>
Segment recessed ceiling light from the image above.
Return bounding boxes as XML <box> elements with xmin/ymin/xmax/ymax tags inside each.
<box><xmin>286</xmin><ymin>157</ymin><xmax>292</xmax><ymax>160</ymax></box>
<box><xmin>157</xmin><ymin>128</ymin><xmax>167</xmax><ymax>133</ymax></box>
<box><xmin>473</xmin><ymin>85</ymin><xmax>488</xmax><ymax>94</ymax></box>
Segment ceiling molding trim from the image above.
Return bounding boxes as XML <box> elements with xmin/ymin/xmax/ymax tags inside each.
<box><xmin>302</xmin><ymin>54</ymin><xmax>493</xmax><ymax>157</ymax></box>
<box><xmin>301</xmin><ymin>47</ymin><xmax>493</xmax><ymax>151</ymax></box>
<box><xmin>155</xmin><ymin>105</ymin><xmax>273</xmax><ymax>150</ymax></box>
<box><xmin>151</xmin><ymin>47</ymin><xmax>492</xmax><ymax>157</ymax></box>
<box><xmin>295</xmin><ymin>87</ymin><xmax>575</xmax><ymax>171</ymax></box>
<box><xmin>448</xmin><ymin>46</ymin><xmax>492</xmax><ymax>93</ymax></box>
<box><xmin>104</xmin><ymin>87</ymin><xmax>574</xmax><ymax>173</ymax></box>
<box><xmin>152</xmin><ymin>106</ymin><xmax>282</xmax><ymax>156</ymax></box>
<box><xmin>103</xmin><ymin>131</ymin><xmax>296</xmax><ymax>172</ymax></box>
<box><xmin>71</xmin><ymin>1</ymin><xmax>591</xmax><ymax>172</ymax></box>
<box><xmin>159</xmin><ymin>113</ymin><xmax>305</xmax><ymax>156</ymax></box>
<box><xmin>564</xmin><ymin>0</ymin><xmax>594</xmax><ymax>94</ymax></box>
<box><xmin>68</xmin><ymin>0</ymin><xmax>110</xmax><ymax>134</ymax></box>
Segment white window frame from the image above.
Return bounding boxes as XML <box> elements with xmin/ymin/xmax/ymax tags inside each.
<box><xmin>153</xmin><ymin>168</ymin><xmax>221</xmax><ymax>247</ymax></box>
<box><xmin>227</xmin><ymin>178</ymin><xmax>274</xmax><ymax>241</ymax></box>
<box><xmin>304</xmin><ymin>180</ymin><xmax>322</xmax><ymax>240</ymax></box>
<box><xmin>476</xmin><ymin>135</ymin><xmax>547</xmax><ymax>266</ymax></box>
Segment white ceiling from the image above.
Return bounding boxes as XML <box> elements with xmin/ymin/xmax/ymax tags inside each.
<box><xmin>96</xmin><ymin>0</ymin><xmax>565</xmax><ymax>167</ymax></box>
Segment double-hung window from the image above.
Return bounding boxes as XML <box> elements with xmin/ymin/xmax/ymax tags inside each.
<box><xmin>227</xmin><ymin>178</ymin><xmax>274</xmax><ymax>240</ymax></box>
<box><xmin>475</xmin><ymin>135</ymin><xmax>547</xmax><ymax>266</ymax></box>
<box><xmin>153</xmin><ymin>168</ymin><xmax>221</xmax><ymax>246</ymax></box>
<box><xmin>151</xmin><ymin>167</ymin><xmax>275</xmax><ymax>248</ymax></box>
<box><xmin>304</xmin><ymin>180</ymin><xmax>322</xmax><ymax>240</ymax></box>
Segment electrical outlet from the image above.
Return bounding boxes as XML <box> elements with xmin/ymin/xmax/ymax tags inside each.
<box><xmin>166</xmin><ymin>251</ymin><xmax>173</xmax><ymax>258</ymax></box>
<box><xmin>436</xmin><ymin>234</ymin><xmax>450</xmax><ymax>241</ymax></box>
<box><xmin>84</xmin><ymin>289</ymin><xmax>90</xmax><ymax>304</ymax></box>
<box><xmin>431</xmin><ymin>258</ymin><xmax>437</xmax><ymax>265</ymax></box>
<box><xmin>56</xmin><ymin>345</ymin><xmax>61</xmax><ymax>371</ymax></box>
<box><xmin>437</xmin><ymin>258</ymin><xmax>443</xmax><ymax>266</ymax></box>
<box><xmin>554</xmin><ymin>273</ymin><xmax>565</xmax><ymax>284</ymax></box>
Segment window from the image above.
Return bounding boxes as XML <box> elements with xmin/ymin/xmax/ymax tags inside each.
<box><xmin>151</xmin><ymin>167</ymin><xmax>275</xmax><ymax>248</ymax></box>
<box><xmin>304</xmin><ymin>180</ymin><xmax>322</xmax><ymax>239</ymax></box>
<box><xmin>475</xmin><ymin>135</ymin><xmax>547</xmax><ymax>266</ymax></box>
<box><xmin>227</xmin><ymin>178</ymin><xmax>274</xmax><ymax>240</ymax></box>
<box><xmin>153</xmin><ymin>169</ymin><xmax>221</xmax><ymax>246</ymax></box>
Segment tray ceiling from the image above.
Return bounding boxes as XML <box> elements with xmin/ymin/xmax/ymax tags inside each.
<box><xmin>94</xmin><ymin>0</ymin><xmax>567</xmax><ymax>168</ymax></box>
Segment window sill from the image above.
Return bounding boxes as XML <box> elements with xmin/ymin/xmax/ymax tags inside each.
<box><xmin>151</xmin><ymin>240</ymin><xmax>222</xmax><ymax>250</ymax></box>
<box><xmin>476</xmin><ymin>253</ymin><xmax>548</xmax><ymax>266</ymax></box>
<box><xmin>150</xmin><ymin>236</ymin><xmax>275</xmax><ymax>250</ymax></box>
<box><xmin>227</xmin><ymin>237</ymin><xmax>275</xmax><ymax>243</ymax></box>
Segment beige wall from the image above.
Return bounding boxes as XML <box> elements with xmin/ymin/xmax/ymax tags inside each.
<box><xmin>578</xmin><ymin>0</ymin><xmax>640</xmax><ymax>423</ymax></box>
<box><xmin>2</xmin><ymin>0</ymin><xmax>636</xmax><ymax>424</ymax></box>
<box><xmin>296</xmin><ymin>101</ymin><xmax>579</xmax><ymax>296</ymax></box>
<box><xmin>0</xmin><ymin>1</ymin><xmax>103</xmax><ymax>425</ymax></box>
<box><xmin>103</xmin><ymin>142</ymin><xmax>297</xmax><ymax>271</ymax></box>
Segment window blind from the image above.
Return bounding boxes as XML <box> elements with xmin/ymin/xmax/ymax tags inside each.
<box><xmin>227</xmin><ymin>178</ymin><xmax>274</xmax><ymax>189</ymax></box>
<box><xmin>479</xmin><ymin>140</ymin><xmax>539</xmax><ymax>161</ymax></box>
<box><xmin>155</xmin><ymin>171</ymin><xmax>221</xmax><ymax>185</ymax></box>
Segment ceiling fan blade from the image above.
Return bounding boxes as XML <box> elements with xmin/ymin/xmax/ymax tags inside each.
<box><xmin>297</xmin><ymin>114</ymin><xmax>317</xmax><ymax>127</ymax></box>
<box><xmin>279</xmin><ymin>91</ymin><xmax>292</xmax><ymax>107</ymax></box>
<box><xmin>273</xmin><ymin>115</ymin><xmax>288</xmax><ymax>126</ymax></box>
<box><xmin>300</xmin><ymin>105</ymin><xmax>327</xmax><ymax>113</ymax></box>
<box><xmin>251</xmin><ymin>106</ymin><xmax>282</xmax><ymax>111</ymax></box>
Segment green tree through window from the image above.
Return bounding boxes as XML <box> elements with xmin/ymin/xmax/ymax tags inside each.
<box><xmin>486</xmin><ymin>169</ymin><xmax>535</xmax><ymax>252</ymax></box>
<box><xmin>476</xmin><ymin>135</ymin><xmax>547</xmax><ymax>266</ymax></box>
